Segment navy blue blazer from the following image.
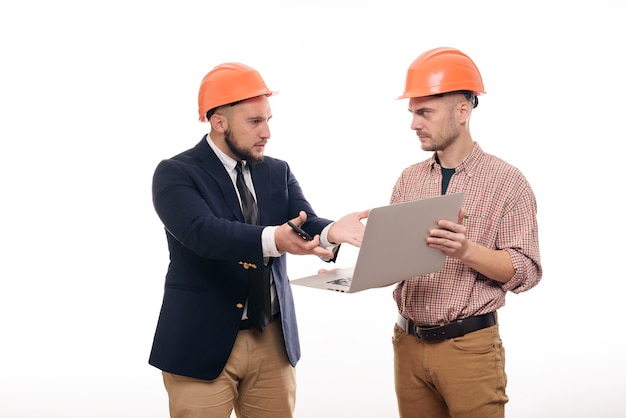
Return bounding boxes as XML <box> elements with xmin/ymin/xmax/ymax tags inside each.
<box><xmin>149</xmin><ymin>137</ymin><xmax>334</xmax><ymax>380</ymax></box>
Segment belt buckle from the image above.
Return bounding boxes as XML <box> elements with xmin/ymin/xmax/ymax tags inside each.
<box><xmin>412</xmin><ymin>323</ymin><xmax>423</xmax><ymax>340</ymax></box>
<box><xmin>414</xmin><ymin>323</ymin><xmax>445</xmax><ymax>341</ymax></box>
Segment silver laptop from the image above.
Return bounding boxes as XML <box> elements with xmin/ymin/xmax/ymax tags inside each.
<box><xmin>290</xmin><ymin>192</ymin><xmax>465</xmax><ymax>293</ymax></box>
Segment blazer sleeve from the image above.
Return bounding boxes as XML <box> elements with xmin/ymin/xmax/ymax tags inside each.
<box><xmin>152</xmin><ymin>158</ymin><xmax>265</xmax><ymax>266</ymax></box>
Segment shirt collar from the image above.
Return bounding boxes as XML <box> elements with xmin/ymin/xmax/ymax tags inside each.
<box><xmin>205</xmin><ymin>135</ymin><xmax>245</xmax><ymax>174</ymax></box>
<box><xmin>429</xmin><ymin>142</ymin><xmax>483</xmax><ymax>175</ymax></box>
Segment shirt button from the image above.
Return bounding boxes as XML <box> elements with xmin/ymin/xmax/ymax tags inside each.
<box><xmin>429</xmin><ymin>273</ymin><xmax>435</xmax><ymax>279</ymax></box>
<box><xmin>424</xmin><ymin>306</ymin><xmax>430</xmax><ymax>311</ymax></box>
<box><xmin>236</xmin><ymin>303</ymin><xmax>244</xmax><ymax>309</ymax></box>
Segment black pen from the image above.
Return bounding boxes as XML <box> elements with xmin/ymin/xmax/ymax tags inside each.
<box><xmin>287</xmin><ymin>221</ymin><xmax>313</xmax><ymax>241</ymax></box>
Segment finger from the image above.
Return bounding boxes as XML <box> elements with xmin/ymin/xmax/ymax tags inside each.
<box><xmin>457</xmin><ymin>207</ymin><xmax>466</xmax><ymax>224</ymax></box>
<box><xmin>430</xmin><ymin>227</ymin><xmax>448</xmax><ymax>238</ymax></box>
<box><xmin>290</xmin><ymin>211</ymin><xmax>307</xmax><ymax>227</ymax></box>
<box><xmin>312</xmin><ymin>247</ymin><xmax>335</xmax><ymax>259</ymax></box>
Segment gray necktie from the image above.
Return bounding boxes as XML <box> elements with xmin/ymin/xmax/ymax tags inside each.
<box><xmin>235</xmin><ymin>162</ymin><xmax>259</xmax><ymax>225</ymax></box>
<box><xmin>235</xmin><ymin>162</ymin><xmax>271</xmax><ymax>331</ymax></box>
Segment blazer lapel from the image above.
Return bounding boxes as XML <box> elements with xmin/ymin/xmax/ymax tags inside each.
<box><xmin>192</xmin><ymin>137</ymin><xmax>245</xmax><ymax>222</ymax></box>
<box><xmin>249</xmin><ymin>162</ymin><xmax>271</xmax><ymax>225</ymax></box>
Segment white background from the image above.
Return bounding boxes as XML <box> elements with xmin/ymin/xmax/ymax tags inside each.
<box><xmin>1</xmin><ymin>0</ymin><xmax>625</xmax><ymax>417</ymax></box>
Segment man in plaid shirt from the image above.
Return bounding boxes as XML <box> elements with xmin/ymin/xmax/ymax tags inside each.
<box><xmin>391</xmin><ymin>47</ymin><xmax>542</xmax><ymax>418</ymax></box>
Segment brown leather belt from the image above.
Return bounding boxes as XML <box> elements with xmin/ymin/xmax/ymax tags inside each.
<box><xmin>397</xmin><ymin>312</ymin><xmax>496</xmax><ymax>341</ymax></box>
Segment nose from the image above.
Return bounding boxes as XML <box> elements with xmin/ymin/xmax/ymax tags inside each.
<box><xmin>410</xmin><ymin>114</ymin><xmax>424</xmax><ymax>131</ymax></box>
<box><xmin>260</xmin><ymin>121</ymin><xmax>271</xmax><ymax>139</ymax></box>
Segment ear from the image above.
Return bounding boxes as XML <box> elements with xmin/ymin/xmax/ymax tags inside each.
<box><xmin>457</xmin><ymin>100</ymin><xmax>471</xmax><ymax>124</ymax></box>
<box><xmin>209</xmin><ymin>113</ymin><xmax>228</xmax><ymax>133</ymax></box>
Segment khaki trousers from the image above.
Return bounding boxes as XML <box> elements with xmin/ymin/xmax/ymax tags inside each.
<box><xmin>392</xmin><ymin>323</ymin><xmax>508</xmax><ymax>418</ymax></box>
<box><xmin>163</xmin><ymin>319</ymin><xmax>296</xmax><ymax>418</ymax></box>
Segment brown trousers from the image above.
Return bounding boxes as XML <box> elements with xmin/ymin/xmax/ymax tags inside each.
<box><xmin>163</xmin><ymin>319</ymin><xmax>296</xmax><ymax>418</ymax></box>
<box><xmin>393</xmin><ymin>323</ymin><xmax>508</xmax><ymax>418</ymax></box>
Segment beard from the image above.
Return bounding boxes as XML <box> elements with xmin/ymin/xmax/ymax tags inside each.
<box><xmin>418</xmin><ymin>113</ymin><xmax>460</xmax><ymax>152</ymax></box>
<box><xmin>419</xmin><ymin>130</ymin><xmax>457</xmax><ymax>152</ymax></box>
<box><xmin>224</xmin><ymin>129</ymin><xmax>264</xmax><ymax>163</ymax></box>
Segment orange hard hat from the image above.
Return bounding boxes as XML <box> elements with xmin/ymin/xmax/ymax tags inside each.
<box><xmin>398</xmin><ymin>47</ymin><xmax>486</xmax><ymax>100</ymax></box>
<box><xmin>198</xmin><ymin>62</ymin><xmax>277</xmax><ymax>122</ymax></box>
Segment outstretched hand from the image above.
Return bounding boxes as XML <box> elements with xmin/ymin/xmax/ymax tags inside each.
<box><xmin>328</xmin><ymin>209</ymin><xmax>369</xmax><ymax>247</ymax></box>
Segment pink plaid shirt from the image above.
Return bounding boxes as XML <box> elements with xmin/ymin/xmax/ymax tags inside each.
<box><xmin>392</xmin><ymin>143</ymin><xmax>542</xmax><ymax>325</ymax></box>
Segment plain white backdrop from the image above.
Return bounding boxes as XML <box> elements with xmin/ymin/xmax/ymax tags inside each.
<box><xmin>1</xmin><ymin>0</ymin><xmax>625</xmax><ymax>417</ymax></box>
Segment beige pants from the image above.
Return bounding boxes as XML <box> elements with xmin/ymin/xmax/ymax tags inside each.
<box><xmin>163</xmin><ymin>319</ymin><xmax>296</xmax><ymax>418</ymax></box>
<box><xmin>393</xmin><ymin>323</ymin><xmax>508</xmax><ymax>418</ymax></box>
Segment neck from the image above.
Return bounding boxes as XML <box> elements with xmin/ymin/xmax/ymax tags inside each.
<box><xmin>436</xmin><ymin>137</ymin><xmax>474</xmax><ymax>168</ymax></box>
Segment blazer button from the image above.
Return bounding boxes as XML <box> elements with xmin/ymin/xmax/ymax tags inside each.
<box><xmin>238</xmin><ymin>261</ymin><xmax>257</xmax><ymax>269</ymax></box>
<box><xmin>236</xmin><ymin>303</ymin><xmax>244</xmax><ymax>309</ymax></box>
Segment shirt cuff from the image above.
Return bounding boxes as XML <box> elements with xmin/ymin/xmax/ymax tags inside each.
<box><xmin>320</xmin><ymin>223</ymin><xmax>336</xmax><ymax>248</ymax></box>
<box><xmin>262</xmin><ymin>223</ymin><xmax>339</xmax><ymax>259</ymax></box>
<box><xmin>262</xmin><ymin>226</ymin><xmax>282</xmax><ymax>258</ymax></box>
<box><xmin>320</xmin><ymin>223</ymin><xmax>340</xmax><ymax>262</ymax></box>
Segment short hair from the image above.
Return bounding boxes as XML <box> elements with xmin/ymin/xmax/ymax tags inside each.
<box><xmin>461</xmin><ymin>91</ymin><xmax>479</xmax><ymax>109</ymax></box>
<box><xmin>432</xmin><ymin>90</ymin><xmax>479</xmax><ymax>109</ymax></box>
<box><xmin>205</xmin><ymin>99</ymin><xmax>245</xmax><ymax>121</ymax></box>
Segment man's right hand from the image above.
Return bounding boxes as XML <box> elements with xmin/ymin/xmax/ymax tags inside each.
<box><xmin>274</xmin><ymin>211</ymin><xmax>335</xmax><ymax>259</ymax></box>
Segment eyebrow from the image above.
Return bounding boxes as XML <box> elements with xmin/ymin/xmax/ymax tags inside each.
<box><xmin>247</xmin><ymin>114</ymin><xmax>272</xmax><ymax>121</ymax></box>
<box><xmin>408</xmin><ymin>106</ymin><xmax>435</xmax><ymax>113</ymax></box>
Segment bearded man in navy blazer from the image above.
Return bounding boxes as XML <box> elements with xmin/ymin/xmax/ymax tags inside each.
<box><xmin>149</xmin><ymin>62</ymin><xmax>368</xmax><ymax>418</ymax></box>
